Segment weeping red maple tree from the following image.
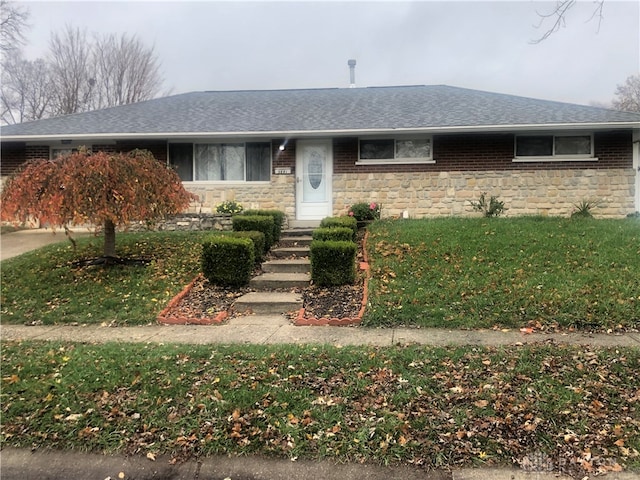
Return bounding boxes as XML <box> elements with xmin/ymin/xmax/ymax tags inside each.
<box><xmin>1</xmin><ymin>149</ymin><xmax>198</xmax><ymax>261</ymax></box>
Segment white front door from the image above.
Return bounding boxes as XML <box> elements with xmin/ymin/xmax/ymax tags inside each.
<box><xmin>296</xmin><ymin>140</ymin><xmax>333</xmax><ymax>220</ymax></box>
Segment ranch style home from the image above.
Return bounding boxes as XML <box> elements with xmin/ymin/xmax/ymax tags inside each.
<box><xmin>1</xmin><ymin>84</ymin><xmax>640</xmax><ymax>223</ymax></box>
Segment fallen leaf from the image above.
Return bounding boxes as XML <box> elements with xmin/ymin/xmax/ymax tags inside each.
<box><xmin>520</xmin><ymin>327</ymin><xmax>534</xmax><ymax>334</ymax></box>
<box><xmin>146</xmin><ymin>452</ymin><xmax>156</xmax><ymax>461</ymax></box>
<box><xmin>64</xmin><ymin>413</ymin><xmax>84</xmax><ymax>422</ymax></box>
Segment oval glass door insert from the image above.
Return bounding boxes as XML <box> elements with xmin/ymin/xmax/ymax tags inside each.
<box><xmin>308</xmin><ymin>151</ymin><xmax>323</xmax><ymax>189</ymax></box>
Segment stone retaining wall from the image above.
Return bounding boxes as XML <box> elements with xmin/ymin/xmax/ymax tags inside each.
<box><xmin>126</xmin><ymin>213</ymin><xmax>233</xmax><ymax>232</ymax></box>
<box><xmin>332</xmin><ymin>168</ymin><xmax>636</xmax><ymax>218</ymax></box>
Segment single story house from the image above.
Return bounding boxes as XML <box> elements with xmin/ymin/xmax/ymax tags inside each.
<box><xmin>2</xmin><ymin>85</ymin><xmax>640</xmax><ymax>223</ymax></box>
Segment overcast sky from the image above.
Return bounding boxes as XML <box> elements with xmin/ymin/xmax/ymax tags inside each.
<box><xmin>16</xmin><ymin>0</ymin><xmax>640</xmax><ymax>106</ymax></box>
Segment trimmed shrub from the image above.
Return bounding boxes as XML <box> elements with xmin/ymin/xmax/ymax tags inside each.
<box><xmin>214</xmin><ymin>231</ymin><xmax>266</xmax><ymax>261</ymax></box>
<box><xmin>204</xmin><ymin>231</ymin><xmax>265</xmax><ymax>262</ymax></box>
<box><xmin>243</xmin><ymin>209</ymin><xmax>285</xmax><ymax>243</ymax></box>
<box><xmin>232</xmin><ymin>231</ymin><xmax>266</xmax><ymax>261</ymax></box>
<box><xmin>310</xmin><ymin>240</ymin><xmax>357</xmax><ymax>287</ymax></box>
<box><xmin>233</xmin><ymin>215</ymin><xmax>274</xmax><ymax>252</ymax></box>
<box><xmin>312</xmin><ymin>226</ymin><xmax>355</xmax><ymax>242</ymax></box>
<box><xmin>320</xmin><ymin>216</ymin><xmax>358</xmax><ymax>239</ymax></box>
<box><xmin>201</xmin><ymin>236</ymin><xmax>254</xmax><ymax>287</ymax></box>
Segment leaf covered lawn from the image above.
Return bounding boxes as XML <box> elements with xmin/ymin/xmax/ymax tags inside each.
<box><xmin>2</xmin><ymin>341</ymin><xmax>639</xmax><ymax>478</ymax></box>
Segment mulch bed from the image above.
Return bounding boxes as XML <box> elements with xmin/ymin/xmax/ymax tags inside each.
<box><xmin>160</xmin><ymin>230</ymin><xmax>367</xmax><ymax>324</ymax></box>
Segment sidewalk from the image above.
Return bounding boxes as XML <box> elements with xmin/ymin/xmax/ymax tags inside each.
<box><xmin>3</xmin><ymin>320</ymin><xmax>640</xmax><ymax>347</ymax></box>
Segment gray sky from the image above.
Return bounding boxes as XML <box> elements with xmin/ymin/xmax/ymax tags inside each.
<box><xmin>16</xmin><ymin>0</ymin><xmax>640</xmax><ymax>106</ymax></box>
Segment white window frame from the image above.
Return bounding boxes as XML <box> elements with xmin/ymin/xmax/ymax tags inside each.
<box><xmin>169</xmin><ymin>140</ymin><xmax>272</xmax><ymax>184</ymax></box>
<box><xmin>356</xmin><ymin>136</ymin><xmax>434</xmax><ymax>165</ymax></box>
<box><xmin>513</xmin><ymin>133</ymin><xmax>598</xmax><ymax>163</ymax></box>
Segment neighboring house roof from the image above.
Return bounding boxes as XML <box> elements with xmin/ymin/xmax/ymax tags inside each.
<box><xmin>2</xmin><ymin>85</ymin><xmax>640</xmax><ymax>141</ymax></box>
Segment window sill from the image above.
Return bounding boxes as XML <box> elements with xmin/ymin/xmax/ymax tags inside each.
<box><xmin>182</xmin><ymin>180</ymin><xmax>272</xmax><ymax>185</ymax></box>
<box><xmin>512</xmin><ymin>156</ymin><xmax>598</xmax><ymax>163</ymax></box>
<box><xmin>355</xmin><ymin>159</ymin><xmax>435</xmax><ymax>166</ymax></box>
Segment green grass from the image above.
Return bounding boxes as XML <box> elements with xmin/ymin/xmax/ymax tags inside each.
<box><xmin>1</xmin><ymin>231</ymin><xmax>210</xmax><ymax>325</ymax></box>
<box><xmin>2</xmin><ymin>341</ymin><xmax>638</xmax><ymax>475</ymax></box>
<box><xmin>2</xmin><ymin>218</ymin><xmax>639</xmax><ymax>330</ymax></box>
<box><xmin>364</xmin><ymin>217</ymin><xmax>640</xmax><ymax>330</ymax></box>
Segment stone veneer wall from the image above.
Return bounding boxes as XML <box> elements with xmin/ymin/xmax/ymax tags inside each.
<box><xmin>332</xmin><ymin>169</ymin><xmax>636</xmax><ymax>219</ymax></box>
<box><xmin>185</xmin><ymin>175</ymin><xmax>296</xmax><ymax>219</ymax></box>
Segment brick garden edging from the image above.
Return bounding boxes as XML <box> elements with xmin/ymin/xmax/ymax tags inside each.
<box><xmin>293</xmin><ymin>231</ymin><xmax>371</xmax><ymax>327</ymax></box>
<box><xmin>157</xmin><ymin>274</ymin><xmax>228</xmax><ymax>325</ymax></box>
<box><xmin>158</xmin><ymin>231</ymin><xmax>372</xmax><ymax>326</ymax></box>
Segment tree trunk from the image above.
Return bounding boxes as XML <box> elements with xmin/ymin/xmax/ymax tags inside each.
<box><xmin>103</xmin><ymin>219</ymin><xmax>117</xmax><ymax>258</ymax></box>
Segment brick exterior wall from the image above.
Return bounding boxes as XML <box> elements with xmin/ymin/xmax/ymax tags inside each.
<box><xmin>333</xmin><ymin>132</ymin><xmax>632</xmax><ymax>174</ymax></box>
<box><xmin>0</xmin><ymin>143</ymin><xmax>28</xmax><ymax>175</ymax></box>
<box><xmin>1</xmin><ymin>132</ymin><xmax>636</xmax><ymax>219</ymax></box>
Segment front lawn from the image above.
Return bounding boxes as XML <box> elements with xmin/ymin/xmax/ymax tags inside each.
<box><xmin>1</xmin><ymin>218</ymin><xmax>638</xmax><ymax>330</ymax></box>
<box><xmin>1</xmin><ymin>231</ymin><xmax>210</xmax><ymax>325</ymax></box>
<box><xmin>2</xmin><ymin>341</ymin><xmax>638</xmax><ymax>477</ymax></box>
<box><xmin>365</xmin><ymin>217</ymin><xmax>640</xmax><ymax>331</ymax></box>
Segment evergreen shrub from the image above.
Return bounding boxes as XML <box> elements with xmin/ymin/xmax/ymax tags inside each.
<box><xmin>312</xmin><ymin>226</ymin><xmax>355</xmax><ymax>242</ymax></box>
<box><xmin>319</xmin><ymin>216</ymin><xmax>358</xmax><ymax>238</ymax></box>
<box><xmin>233</xmin><ymin>215</ymin><xmax>274</xmax><ymax>252</ymax></box>
<box><xmin>201</xmin><ymin>236</ymin><xmax>254</xmax><ymax>287</ymax></box>
<box><xmin>242</xmin><ymin>209</ymin><xmax>285</xmax><ymax>242</ymax></box>
<box><xmin>310</xmin><ymin>240</ymin><xmax>356</xmax><ymax>286</ymax></box>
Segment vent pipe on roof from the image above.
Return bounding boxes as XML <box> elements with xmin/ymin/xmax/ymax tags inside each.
<box><xmin>348</xmin><ymin>59</ymin><xmax>356</xmax><ymax>88</ymax></box>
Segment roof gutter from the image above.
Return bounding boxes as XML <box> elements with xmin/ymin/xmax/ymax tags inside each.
<box><xmin>2</xmin><ymin>122</ymin><xmax>639</xmax><ymax>142</ymax></box>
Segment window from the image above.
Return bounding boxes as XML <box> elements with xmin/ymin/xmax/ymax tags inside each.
<box><xmin>51</xmin><ymin>147</ymin><xmax>79</xmax><ymax>159</ymax></box>
<box><xmin>169</xmin><ymin>142</ymin><xmax>271</xmax><ymax>182</ymax></box>
<box><xmin>514</xmin><ymin>134</ymin><xmax>594</xmax><ymax>161</ymax></box>
<box><xmin>358</xmin><ymin>137</ymin><xmax>433</xmax><ymax>164</ymax></box>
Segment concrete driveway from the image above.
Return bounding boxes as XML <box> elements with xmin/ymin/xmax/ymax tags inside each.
<box><xmin>0</xmin><ymin>227</ymin><xmax>94</xmax><ymax>261</ymax></box>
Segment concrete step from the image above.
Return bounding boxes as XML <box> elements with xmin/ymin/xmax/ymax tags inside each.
<box><xmin>271</xmin><ymin>247</ymin><xmax>310</xmax><ymax>258</ymax></box>
<box><xmin>234</xmin><ymin>291</ymin><xmax>302</xmax><ymax>315</ymax></box>
<box><xmin>249</xmin><ymin>272</ymin><xmax>311</xmax><ymax>290</ymax></box>
<box><xmin>282</xmin><ymin>228</ymin><xmax>314</xmax><ymax>237</ymax></box>
<box><xmin>287</xmin><ymin>220</ymin><xmax>320</xmax><ymax>229</ymax></box>
<box><xmin>262</xmin><ymin>259</ymin><xmax>310</xmax><ymax>274</ymax></box>
<box><xmin>279</xmin><ymin>235</ymin><xmax>313</xmax><ymax>247</ymax></box>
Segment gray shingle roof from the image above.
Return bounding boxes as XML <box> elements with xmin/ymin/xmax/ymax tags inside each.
<box><xmin>2</xmin><ymin>85</ymin><xmax>639</xmax><ymax>139</ymax></box>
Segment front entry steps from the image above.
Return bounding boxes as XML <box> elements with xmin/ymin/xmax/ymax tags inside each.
<box><xmin>235</xmin><ymin>228</ymin><xmax>313</xmax><ymax>316</ymax></box>
<box><xmin>233</xmin><ymin>291</ymin><xmax>303</xmax><ymax>316</ymax></box>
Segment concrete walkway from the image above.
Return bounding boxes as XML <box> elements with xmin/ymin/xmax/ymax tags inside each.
<box><xmin>2</xmin><ymin>320</ymin><xmax>640</xmax><ymax>347</ymax></box>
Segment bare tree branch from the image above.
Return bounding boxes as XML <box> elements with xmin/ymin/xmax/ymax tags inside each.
<box><xmin>531</xmin><ymin>0</ymin><xmax>605</xmax><ymax>44</ymax></box>
<box><xmin>1</xmin><ymin>22</ymin><xmax>164</xmax><ymax>123</ymax></box>
<box><xmin>1</xmin><ymin>50</ymin><xmax>53</xmax><ymax>124</ymax></box>
<box><xmin>0</xmin><ymin>0</ymin><xmax>29</xmax><ymax>52</ymax></box>
<box><xmin>91</xmin><ymin>33</ymin><xmax>162</xmax><ymax>110</ymax></box>
<box><xmin>612</xmin><ymin>74</ymin><xmax>640</xmax><ymax>112</ymax></box>
<box><xmin>48</xmin><ymin>25</ymin><xmax>95</xmax><ymax>115</ymax></box>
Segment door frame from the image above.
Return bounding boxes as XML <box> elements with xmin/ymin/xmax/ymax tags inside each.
<box><xmin>634</xmin><ymin>130</ymin><xmax>640</xmax><ymax>213</ymax></box>
<box><xmin>295</xmin><ymin>139</ymin><xmax>333</xmax><ymax>220</ymax></box>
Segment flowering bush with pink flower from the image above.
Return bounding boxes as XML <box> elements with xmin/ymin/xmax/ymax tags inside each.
<box><xmin>347</xmin><ymin>202</ymin><xmax>381</xmax><ymax>221</ymax></box>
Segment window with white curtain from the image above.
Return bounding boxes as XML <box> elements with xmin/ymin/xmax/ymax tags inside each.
<box><xmin>169</xmin><ymin>142</ymin><xmax>271</xmax><ymax>181</ymax></box>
